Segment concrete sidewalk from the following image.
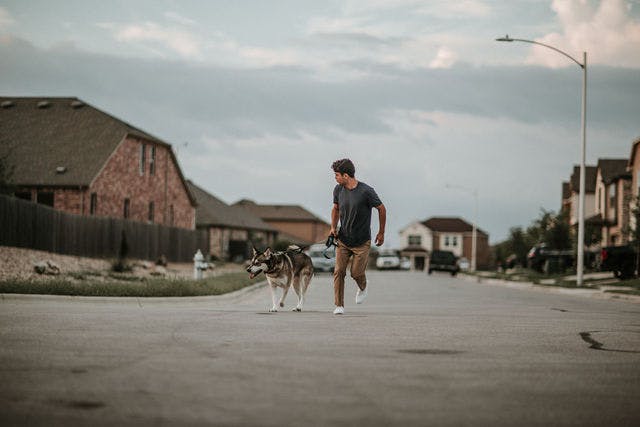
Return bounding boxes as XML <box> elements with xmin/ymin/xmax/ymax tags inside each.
<box><xmin>461</xmin><ymin>272</ymin><xmax>640</xmax><ymax>304</ymax></box>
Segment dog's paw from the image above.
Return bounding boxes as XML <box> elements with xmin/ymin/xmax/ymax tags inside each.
<box><xmin>269</xmin><ymin>307</ymin><xmax>278</xmax><ymax>312</ymax></box>
<box><xmin>292</xmin><ymin>307</ymin><xmax>302</xmax><ymax>312</ymax></box>
<box><xmin>279</xmin><ymin>302</ymin><xmax>284</xmax><ymax>307</ymax></box>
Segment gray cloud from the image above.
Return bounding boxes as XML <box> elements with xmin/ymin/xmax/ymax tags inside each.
<box><xmin>1</xmin><ymin>35</ymin><xmax>639</xmax><ymax>243</ymax></box>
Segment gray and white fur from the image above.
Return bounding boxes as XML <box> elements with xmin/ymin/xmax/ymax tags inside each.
<box><xmin>246</xmin><ymin>245</ymin><xmax>314</xmax><ymax>312</ymax></box>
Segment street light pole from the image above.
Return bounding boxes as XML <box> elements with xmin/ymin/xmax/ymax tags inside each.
<box><xmin>496</xmin><ymin>35</ymin><xmax>587</xmax><ymax>287</ymax></box>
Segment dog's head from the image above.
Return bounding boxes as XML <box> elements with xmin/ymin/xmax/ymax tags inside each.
<box><xmin>246</xmin><ymin>247</ymin><xmax>274</xmax><ymax>279</ymax></box>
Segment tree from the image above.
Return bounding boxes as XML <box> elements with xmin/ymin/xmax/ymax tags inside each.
<box><xmin>506</xmin><ymin>226</ymin><xmax>530</xmax><ymax>267</ymax></box>
<box><xmin>491</xmin><ymin>209</ymin><xmax>572</xmax><ymax>270</ymax></box>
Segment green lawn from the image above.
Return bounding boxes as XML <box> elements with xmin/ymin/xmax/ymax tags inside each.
<box><xmin>0</xmin><ymin>271</ymin><xmax>260</xmax><ymax>297</ymax></box>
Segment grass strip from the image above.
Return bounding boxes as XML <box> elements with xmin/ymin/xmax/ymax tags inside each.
<box><xmin>0</xmin><ymin>272</ymin><xmax>259</xmax><ymax>297</ymax></box>
<box><xmin>605</xmin><ymin>289</ymin><xmax>640</xmax><ymax>296</ymax></box>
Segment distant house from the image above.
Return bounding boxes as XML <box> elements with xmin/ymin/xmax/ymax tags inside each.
<box><xmin>594</xmin><ymin>159</ymin><xmax>631</xmax><ymax>246</ymax></box>
<box><xmin>561</xmin><ymin>182</ymin><xmax>571</xmax><ymax>216</ymax></box>
<box><xmin>399</xmin><ymin>217</ymin><xmax>490</xmax><ymax>271</ymax></box>
<box><xmin>0</xmin><ymin>97</ymin><xmax>196</xmax><ymax>229</ymax></box>
<box><xmin>564</xmin><ymin>165</ymin><xmax>597</xmax><ymax>228</ymax></box>
<box><xmin>187</xmin><ymin>181</ymin><xmax>278</xmax><ymax>261</ymax></box>
<box><xmin>626</xmin><ymin>137</ymin><xmax>640</xmax><ymax>235</ymax></box>
<box><xmin>233</xmin><ymin>199</ymin><xmax>330</xmax><ymax>246</ymax></box>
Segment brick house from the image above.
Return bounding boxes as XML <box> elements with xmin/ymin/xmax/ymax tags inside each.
<box><xmin>593</xmin><ymin>159</ymin><xmax>631</xmax><ymax>246</ymax></box>
<box><xmin>187</xmin><ymin>181</ymin><xmax>278</xmax><ymax>260</ymax></box>
<box><xmin>399</xmin><ymin>217</ymin><xmax>490</xmax><ymax>270</ymax></box>
<box><xmin>563</xmin><ymin>165</ymin><xmax>597</xmax><ymax>228</ymax></box>
<box><xmin>626</xmin><ymin>137</ymin><xmax>640</xmax><ymax>235</ymax></box>
<box><xmin>233</xmin><ymin>200</ymin><xmax>330</xmax><ymax>246</ymax></box>
<box><xmin>0</xmin><ymin>97</ymin><xmax>195</xmax><ymax>229</ymax></box>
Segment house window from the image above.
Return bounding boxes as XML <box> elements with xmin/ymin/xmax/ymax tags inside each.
<box><xmin>148</xmin><ymin>201</ymin><xmax>154</xmax><ymax>223</ymax></box>
<box><xmin>408</xmin><ymin>235</ymin><xmax>421</xmax><ymax>246</ymax></box>
<box><xmin>140</xmin><ymin>143</ymin><xmax>146</xmax><ymax>175</ymax></box>
<box><xmin>90</xmin><ymin>193</ymin><xmax>97</xmax><ymax>215</ymax></box>
<box><xmin>123</xmin><ymin>198</ymin><xmax>130</xmax><ymax>219</ymax></box>
<box><xmin>452</xmin><ymin>236</ymin><xmax>458</xmax><ymax>246</ymax></box>
<box><xmin>37</xmin><ymin>191</ymin><xmax>54</xmax><ymax>207</ymax></box>
<box><xmin>169</xmin><ymin>204</ymin><xmax>174</xmax><ymax>226</ymax></box>
<box><xmin>445</xmin><ymin>236</ymin><xmax>450</xmax><ymax>246</ymax></box>
<box><xmin>150</xmin><ymin>145</ymin><xmax>156</xmax><ymax>175</ymax></box>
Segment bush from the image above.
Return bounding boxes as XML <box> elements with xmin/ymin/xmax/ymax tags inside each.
<box><xmin>111</xmin><ymin>259</ymin><xmax>133</xmax><ymax>273</ymax></box>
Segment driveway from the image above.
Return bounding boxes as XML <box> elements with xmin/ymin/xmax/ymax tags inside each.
<box><xmin>1</xmin><ymin>271</ymin><xmax>639</xmax><ymax>426</ymax></box>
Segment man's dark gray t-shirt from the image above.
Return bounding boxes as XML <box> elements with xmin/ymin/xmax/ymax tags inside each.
<box><xmin>333</xmin><ymin>182</ymin><xmax>382</xmax><ymax>247</ymax></box>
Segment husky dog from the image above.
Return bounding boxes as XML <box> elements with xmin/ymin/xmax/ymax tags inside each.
<box><xmin>246</xmin><ymin>245</ymin><xmax>314</xmax><ymax>312</ymax></box>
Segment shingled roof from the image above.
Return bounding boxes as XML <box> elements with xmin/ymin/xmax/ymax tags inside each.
<box><xmin>0</xmin><ymin>97</ymin><xmax>193</xmax><ymax>203</ymax></box>
<box><xmin>570</xmin><ymin>165</ymin><xmax>597</xmax><ymax>193</ymax></box>
<box><xmin>421</xmin><ymin>217</ymin><xmax>488</xmax><ymax>236</ymax></box>
<box><xmin>596</xmin><ymin>158</ymin><xmax>630</xmax><ymax>184</ymax></box>
<box><xmin>233</xmin><ymin>199</ymin><xmax>329</xmax><ymax>224</ymax></box>
<box><xmin>187</xmin><ymin>181</ymin><xmax>276</xmax><ymax>232</ymax></box>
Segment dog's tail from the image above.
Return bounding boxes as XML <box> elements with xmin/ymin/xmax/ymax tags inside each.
<box><xmin>286</xmin><ymin>245</ymin><xmax>306</xmax><ymax>254</ymax></box>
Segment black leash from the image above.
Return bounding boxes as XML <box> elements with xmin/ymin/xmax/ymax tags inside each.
<box><xmin>323</xmin><ymin>234</ymin><xmax>337</xmax><ymax>259</ymax></box>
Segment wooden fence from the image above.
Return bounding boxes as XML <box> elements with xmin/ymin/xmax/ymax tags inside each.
<box><xmin>0</xmin><ymin>195</ymin><xmax>209</xmax><ymax>262</ymax></box>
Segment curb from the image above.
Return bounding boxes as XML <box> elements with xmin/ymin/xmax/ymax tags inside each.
<box><xmin>459</xmin><ymin>273</ymin><xmax>640</xmax><ymax>304</ymax></box>
<box><xmin>0</xmin><ymin>280</ymin><xmax>268</xmax><ymax>304</ymax></box>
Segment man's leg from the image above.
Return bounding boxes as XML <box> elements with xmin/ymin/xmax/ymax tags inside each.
<box><xmin>333</xmin><ymin>242</ymin><xmax>351</xmax><ymax>307</ymax></box>
<box><xmin>350</xmin><ymin>240</ymin><xmax>371</xmax><ymax>291</ymax></box>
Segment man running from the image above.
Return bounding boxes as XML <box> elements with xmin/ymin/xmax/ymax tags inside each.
<box><xmin>330</xmin><ymin>158</ymin><xmax>386</xmax><ymax>315</ymax></box>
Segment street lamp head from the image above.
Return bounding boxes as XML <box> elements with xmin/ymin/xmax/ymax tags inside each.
<box><xmin>495</xmin><ymin>35</ymin><xmax>513</xmax><ymax>42</ymax></box>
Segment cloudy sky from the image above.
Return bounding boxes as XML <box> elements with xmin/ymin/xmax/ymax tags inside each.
<box><xmin>1</xmin><ymin>0</ymin><xmax>640</xmax><ymax>246</ymax></box>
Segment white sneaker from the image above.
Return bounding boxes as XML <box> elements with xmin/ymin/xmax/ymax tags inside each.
<box><xmin>355</xmin><ymin>287</ymin><xmax>368</xmax><ymax>304</ymax></box>
<box><xmin>333</xmin><ymin>306</ymin><xmax>344</xmax><ymax>315</ymax></box>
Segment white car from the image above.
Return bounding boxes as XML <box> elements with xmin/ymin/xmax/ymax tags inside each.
<box><xmin>376</xmin><ymin>249</ymin><xmax>401</xmax><ymax>270</ymax></box>
<box><xmin>306</xmin><ymin>244</ymin><xmax>335</xmax><ymax>272</ymax></box>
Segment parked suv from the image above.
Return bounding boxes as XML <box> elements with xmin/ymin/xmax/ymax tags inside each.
<box><xmin>376</xmin><ymin>249</ymin><xmax>401</xmax><ymax>270</ymax></box>
<box><xmin>599</xmin><ymin>245</ymin><xmax>636</xmax><ymax>279</ymax></box>
<box><xmin>428</xmin><ymin>250</ymin><xmax>459</xmax><ymax>276</ymax></box>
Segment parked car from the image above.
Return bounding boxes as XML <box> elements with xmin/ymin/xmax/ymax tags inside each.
<box><xmin>400</xmin><ymin>257</ymin><xmax>411</xmax><ymax>270</ymax></box>
<box><xmin>527</xmin><ymin>244</ymin><xmax>573</xmax><ymax>274</ymax></box>
<box><xmin>527</xmin><ymin>244</ymin><xmax>598</xmax><ymax>274</ymax></box>
<box><xmin>598</xmin><ymin>245</ymin><xmax>636</xmax><ymax>279</ymax></box>
<box><xmin>376</xmin><ymin>249</ymin><xmax>401</xmax><ymax>270</ymax></box>
<box><xmin>306</xmin><ymin>244</ymin><xmax>335</xmax><ymax>272</ymax></box>
<box><xmin>428</xmin><ymin>250</ymin><xmax>460</xmax><ymax>276</ymax></box>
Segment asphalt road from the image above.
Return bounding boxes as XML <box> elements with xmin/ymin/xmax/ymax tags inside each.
<box><xmin>1</xmin><ymin>271</ymin><xmax>639</xmax><ymax>426</ymax></box>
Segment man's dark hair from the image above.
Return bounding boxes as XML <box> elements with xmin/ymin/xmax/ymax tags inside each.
<box><xmin>332</xmin><ymin>158</ymin><xmax>355</xmax><ymax>177</ymax></box>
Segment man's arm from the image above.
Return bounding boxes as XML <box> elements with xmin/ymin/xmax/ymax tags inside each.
<box><xmin>330</xmin><ymin>203</ymin><xmax>339</xmax><ymax>236</ymax></box>
<box><xmin>374</xmin><ymin>204</ymin><xmax>386</xmax><ymax>246</ymax></box>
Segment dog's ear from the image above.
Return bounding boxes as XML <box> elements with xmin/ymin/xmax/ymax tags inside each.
<box><xmin>264</xmin><ymin>247</ymin><xmax>272</xmax><ymax>258</ymax></box>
